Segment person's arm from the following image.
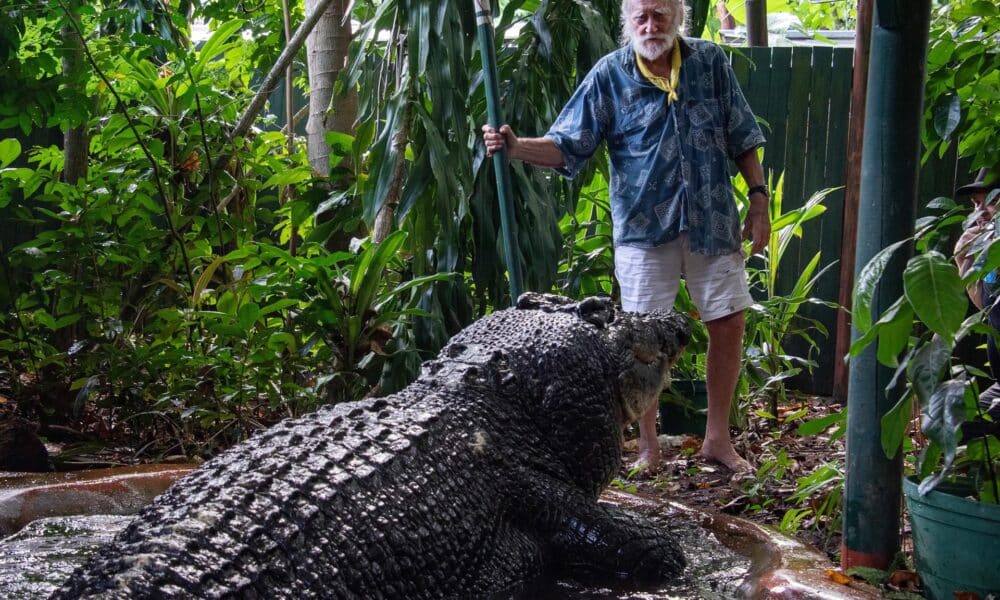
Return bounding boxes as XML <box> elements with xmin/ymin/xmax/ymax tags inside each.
<box><xmin>955</xmin><ymin>226</ymin><xmax>986</xmax><ymax>309</ymax></box>
<box><xmin>482</xmin><ymin>124</ymin><xmax>565</xmax><ymax>168</ymax></box>
<box><xmin>735</xmin><ymin>148</ymin><xmax>770</xmax><ymax>255</ymax></box>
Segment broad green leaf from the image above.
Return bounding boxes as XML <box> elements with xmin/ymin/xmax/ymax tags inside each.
<box><xmin>876</xmin><ymin>298</ymin><xmax>913</xmax><ymax>368</ymax></box>
<box><xmin>195</xmin><ymin>19</ymin><xmax>244</xmax><ymax>75</ymax></box>
<box><xmin>266</xmin><ymin>332</ymin><xmax>297</xmax><ymax>353</ymax></box>
<box><xmin>0</xmin><ymin>138</ymin><xmax>20</xmax><ymax>168</ymax></box>
<box><xmin>53</xmin><ymin>314</ymin><xmax>81</xmax><ymax>330</ymax></box>
<box><xmin>376</xmin><ymin>272</ymin><xmax>456</xmax><ymax>310</ymax></box>
<box><xmin>238</xmin><ymin>303</ymin><xmax>260</xmax><ymax>331</ymax></box>
<box><xmin>260</xmin><ymin>299</ymin><xmax>300</xmax><ymax>316</ymax></box>
<box><xmin>880</xmin><ymin>392</ymin><xmax>913</xmax><ymax>459</ymax></box>
<box><xmin>192</xmin><ymin>255</ymin><xmax>227</xmax><ymax>307</ymax></box>
<box><xmin>902</xmin><ymin>252</ymin><xmax>966</xmax><ymax>340</ymax></box>
<box><xmin>264</xmin><ymin>169</ymin><xmax>311</xmax><ymax>189</ymax></box>
<box><xmin>907</xmin><ymin>334</ymin><xmax>952</xmax><ymax>408</ymax></box>
<box><xmin>917</xmin><ymin>378</ymin><xmax>969</xmax><ymax>495</ymax></box>
<box><xmin>351</xmin><ymin>231</ymin><xmax>407</xmax><ymax>317</ymax></box>
<box><xmin>796</xmin><ymin>410</ymin><xmax>845</xmax><ymax>437</ymax></box>
<box><xmin>851</xmin><ymin>240</ymin><xmax>908</xmax><ymax>334</ymax></box>
<box><xmin>933</xmin><ymin>94</ymin><xmax>961</xmax><ymax>141</ymax></box>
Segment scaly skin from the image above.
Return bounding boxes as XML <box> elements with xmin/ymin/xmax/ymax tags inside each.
<box><xmin>53</xmin><ymin>293</ymin><xmax>690</xmax><ymax>599</ymax></box>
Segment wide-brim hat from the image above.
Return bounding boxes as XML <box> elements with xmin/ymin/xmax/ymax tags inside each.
<box><xmin>957</xmin><ymin>167</ymin><xmax>1000</xmax><ymax>197</ymax></box>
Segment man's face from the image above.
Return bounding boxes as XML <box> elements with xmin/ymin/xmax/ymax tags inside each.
<box><xmin>972</xmin><ymin>190</ymin><xmax>998</xmax><ymax>226</ymax></box>
<box><xmin>624</xmin><ymin>0</ymin><xmax>683</xmax><ymax>61</ymax></box>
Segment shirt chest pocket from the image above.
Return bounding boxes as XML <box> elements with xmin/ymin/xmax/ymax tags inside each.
<box><xmin>614</xmin><ymin>88</ymin><xmax>669</xmax><ymax>142</ymax></box>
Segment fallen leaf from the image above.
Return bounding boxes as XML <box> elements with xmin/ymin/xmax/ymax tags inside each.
<box><xmin>824</xmin><ymin>569</ymin><xmax>852</xmax><ymax>585</ymax></box>
<box><xmin>889</xmin><ymin>570</ymin><xmax>920</xmax><ymax>591</ymax></box>
<box><xmin>697</xmin><ymin>481</ymin><xmax>713</xmax><ymax>489</ymax></box>
<box><xmin>953</xmin><ymin>592</ymin><xmax>981</xmax><ymax>600</ymax></box>
<box><xmin>0</xmin><ymin>394</ymin><xmax>7</xmax><ymax>404</ymax></box>
<box><xmin>680</xmin><ymin>437</ymin><xmax>701</xmax><ymax>452</ymax></box>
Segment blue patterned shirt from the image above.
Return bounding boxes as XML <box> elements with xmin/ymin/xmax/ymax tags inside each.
<box><xmin>545</xmin><ymin>38</ymin><xmax>766</xmax><ymax>254</ymax></box>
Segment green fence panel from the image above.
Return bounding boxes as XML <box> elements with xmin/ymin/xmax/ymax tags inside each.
<box><xmin>731</xmin><ymin>45</ymin><xmax>854</xmax><ymax>395</ymax></box>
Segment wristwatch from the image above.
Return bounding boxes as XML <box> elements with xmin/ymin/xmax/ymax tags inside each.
<box><xmin>748</xmin><ymin>185</ymin><xmax>769</xmax><ymax>199</ymax></box>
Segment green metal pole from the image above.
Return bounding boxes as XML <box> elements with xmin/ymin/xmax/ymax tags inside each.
<box><xmin>474</xmin><ymin>0</ymin><xmax>525</xmax><ymax>306</ymax></box>
<box><xmin>842</xmin><ymin>0</ymin><xmax>931</xmax><ymax>571</ymax></box>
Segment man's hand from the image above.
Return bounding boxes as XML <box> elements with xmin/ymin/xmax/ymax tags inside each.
<box><xmin>480</xmin><ymin>125</ymin><xmax>565</xmax><ymax>168</ymax></box>
<box><xmin>954</xmin><ymin>224</ymin><xmax>989</xmax><ymax>309</ymax></box>
<box><xmin>743</xmin><ymin>200</ymin><xmax>770</xmax><ymax>255</ymax></box>
<box><xmin>955</xmin><ymin>224</ymin><xmax>984</xmax><ymax>277</ymax></box>
<box><xmin>482</xmin><ymin>124</ymin><xmax>519</xmax><ymax>159</ymax></box>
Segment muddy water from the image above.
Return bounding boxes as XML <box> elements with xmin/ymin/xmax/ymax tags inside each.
<box><xmin>0</xmin><ymin>508</ymin><xmax>748</xmax><ymax>600</ymax></box>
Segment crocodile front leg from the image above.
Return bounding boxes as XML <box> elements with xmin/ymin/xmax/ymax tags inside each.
<box><xmin>513</xmin><ymin>475</ymin><xmax>685</xmax><ymax>586</ymax></box>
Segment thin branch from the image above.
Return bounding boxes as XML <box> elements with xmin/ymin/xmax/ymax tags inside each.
<box><xmin>58</xmin><ymin>0</ymin><xmax>195</xmax><ymax>293</ymax></box>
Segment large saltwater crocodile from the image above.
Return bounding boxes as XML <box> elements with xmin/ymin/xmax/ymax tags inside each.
<box><xmin>54</xmin><ymin>293</ymin><xmax>690</xmax><ymax>599</ymax></box>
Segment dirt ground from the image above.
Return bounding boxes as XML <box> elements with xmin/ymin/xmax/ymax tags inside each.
<box><xmin>618</xmin><ymin>397</ymin><xmax>849</xmax><ymax>561</ymax></box>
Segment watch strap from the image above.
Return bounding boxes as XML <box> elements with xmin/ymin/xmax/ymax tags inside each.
<box><xmin>748</xmin><ymin>185</ymin><xmax>769</xmax><ymax>198</ymax></box>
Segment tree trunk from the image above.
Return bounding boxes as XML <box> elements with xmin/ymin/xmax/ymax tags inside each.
<box><xmin>61</xmin><ymin>8</ymin><xmax>88</xmax><ymax>184</ymax></box>
<box><xmin>745</xmin><ymin>0</ymin><xmax>768</xmax><ymax>46</ymax></box>
<box><xmin>305</xmin><ymin>0</ymin><xmax>358</xmax><ymax>176</ymax></box>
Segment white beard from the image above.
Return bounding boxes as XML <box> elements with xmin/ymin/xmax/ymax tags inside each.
<box><xmin>632</xmin><ymin>33</ymin><xmax>675</xmax><ymax>62</ymax></box>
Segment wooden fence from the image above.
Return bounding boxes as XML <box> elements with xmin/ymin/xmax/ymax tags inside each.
<box><xmin>730</xmin><ymin>45</ymin><xmax>971</xmax><ymax>397</ymax></box>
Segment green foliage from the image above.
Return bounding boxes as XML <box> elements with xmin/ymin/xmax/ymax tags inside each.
<box><xmin>736</xmin><ymin>170</ymin><xmax>840</xmax><ymax>418</ymax></box>
<box><xmin>554</xmin><ymin>172</ymin><xmax>616</xmax><ymax>299</ymax></box>
<box><xmin>0</xmin><ymin>6</ymin><xmax>443</xmax><ymax>454</ymax></box>
<box><xmin>782</xmin><ymin>0</ymin><xmax>855</xmax><ymax>30</ymax></box>
<box><xmin>922</xmin><ymin>0</ymin><xmax>1000</xmax><ymax>170</ymax></box>
<box><xmin>684</xmin><ymin>0</ymin><xmax>712</xmax><ymax>38</ymax></box>
<box><xmin>346</xmin><ymin>0</ymin><xmax>621</xmax><ymax>333</ymax></box>
<box><xmin>780</xmin><ymin>463</ymin><xmax>843</xmax><ymax>537</ymax></box>
<box><xmin>720</xmin><ymin>0</ymin><xmax>855</xmax><ymax>30</ymax></box>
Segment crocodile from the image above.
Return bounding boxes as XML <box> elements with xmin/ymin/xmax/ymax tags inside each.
<box><xmin>53</xmin><ymin>293</ymin><xmax>690</xmax><ymax>599</ymax></box>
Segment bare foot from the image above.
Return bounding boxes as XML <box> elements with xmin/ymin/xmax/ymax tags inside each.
<box><xmin>697</xmin><ymin>441</ymin><xmax>752</xmax><ymax>474</ymax></box>
<box><xmin>632</xmin><ymin>438</ymin><xmax>662</xmax><ymax>474</ymax></box>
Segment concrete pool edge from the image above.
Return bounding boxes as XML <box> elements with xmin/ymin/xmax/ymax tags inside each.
<box><xmin>603</xmin><ymin>489</ymin><xmax>881</xmax><ymax>599</ymax></box>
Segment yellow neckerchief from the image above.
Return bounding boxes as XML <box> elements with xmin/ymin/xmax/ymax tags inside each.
<box><xmin>636</xmin><ymin>37</ymin><xmax>682</xmax><ymax>103</ymax></box>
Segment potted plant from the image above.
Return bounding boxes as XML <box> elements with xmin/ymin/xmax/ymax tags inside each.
<box><xmin>849</xmin><ymin>194</ymin><xmax>1000</xmax><ymax>600</ymax></box>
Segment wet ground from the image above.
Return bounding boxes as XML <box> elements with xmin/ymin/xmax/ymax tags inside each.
<box><xmin>0</xmin><ymin>514</ymin><xmax>131</xmax><ymax>598</ymax></box>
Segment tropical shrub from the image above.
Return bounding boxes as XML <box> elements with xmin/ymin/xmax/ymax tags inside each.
<box><xmin>922</xmin><ymin>0</ymin><xmax>1000</xmax><ymax>171</ymax></box>
<box><xmin>735</xmin><ymin>172</ymin><xmax>839</xmax><ymax>420</ymax></box>
<box><xmin>0</xmin><ymin>12</ymin><xmax>446</xmax><ymax>454</ymax></box>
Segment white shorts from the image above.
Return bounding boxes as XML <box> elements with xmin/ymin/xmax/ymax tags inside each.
<box><xmin>614</xmin><ymin>234</ymin><xmax>753</xmax><ymax>321</ymax></box>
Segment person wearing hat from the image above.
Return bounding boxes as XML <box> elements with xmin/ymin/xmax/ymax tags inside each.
<box><xmin>953</xmin><ymin>166</ymin><xmax>1000</xmax><ymax>431</ymax></box>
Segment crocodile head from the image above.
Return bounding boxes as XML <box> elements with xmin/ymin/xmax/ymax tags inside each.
<box><xmin>605</xmin><ymin>309</ymin><xmax>691</xmax><ymax>424</ymax></box>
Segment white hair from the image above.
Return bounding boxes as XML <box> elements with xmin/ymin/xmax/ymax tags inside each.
<box><xmin>619</xmin><ymin>0</ymin><xmax>689</xmax><ymax>47</ymax></box>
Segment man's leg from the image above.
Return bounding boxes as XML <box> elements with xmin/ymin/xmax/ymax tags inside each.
<box><xmin>699</xmin><ymin>310</ymin><xmax>751</xmax><ymax>472</ymax></box>
<box><xmin>635</xmin><ymin>403</ymin><xmax>661</xmax><ymax>471</ymax></box>
<box><xmin>614</xmin><ymin>242</ymin><xmax>684</xmax><ymax>473</ymax></box>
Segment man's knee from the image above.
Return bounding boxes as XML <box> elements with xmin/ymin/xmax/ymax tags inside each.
<box><xmin>705</xmin><ymin>310</ymin><xmax>745</xmax><ymax>336</ymax></box>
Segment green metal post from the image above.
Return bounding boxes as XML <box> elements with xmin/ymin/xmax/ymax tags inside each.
<box><xmin>842</xmin><ymin>0</ymin><xmax>931</xmax><ymax>570</ymax></box>
<box><xmin>474</xmin><ymin>0</ymin><xmax>525</xmax><ymax>305</ymax></box>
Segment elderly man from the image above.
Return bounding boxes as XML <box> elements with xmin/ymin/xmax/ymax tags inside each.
<box><xmin>954</xmin><ymin>167</ymin><xmax>1000</xmax><ymax>425</ymax></box>
<box><xmin>483</xmin><ymin>0</ymin><xmax>769</xmax><ymax>472</ymax></box>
